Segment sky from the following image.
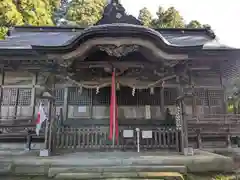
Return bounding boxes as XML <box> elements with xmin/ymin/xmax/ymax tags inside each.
<box><xmin>121</xmin><ymin>0</ymin><xmax>240</xmax><ymax>48</ymax></box>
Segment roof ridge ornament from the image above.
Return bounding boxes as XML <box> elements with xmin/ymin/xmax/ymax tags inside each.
<box><xmin>96</xmin><ymin>0</ymin><xmax>142</xmax><ymax>25</ymax></box>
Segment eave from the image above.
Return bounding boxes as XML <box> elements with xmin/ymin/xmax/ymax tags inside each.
<box><xmin>0</xmin><ymin>0</ymin><xmax>239</xmax><ymax>60</ymax></box>
<box><xmin>31</xmin><ymin>24</ymin><xmax>206</xmax><ymax>54</ymax></box>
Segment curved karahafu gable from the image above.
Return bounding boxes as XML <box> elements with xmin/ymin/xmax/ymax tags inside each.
<box><xmin>0</xmin><ymin>0</ymin><xmax>222</xmax><ymax>55</ymax></box>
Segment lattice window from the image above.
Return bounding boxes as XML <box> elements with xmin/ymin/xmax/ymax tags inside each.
<box><xmin>93</xmin><ymin>87</ymin><xmax>110</xmax><ymax>105</ymax></box>
<box><xmin>117</xmin><ymin>87</ymin><xmax>137</xmax><ymax>106</ymax></box>
<box><xmin>2</xmin><ymin>88</ymin><xmax>18</xmax><ymax>106</ymax></box>
<box><xmin>164</xmin><ymin>88</ymin><xmax>177</xmax><ymax>105</ymax></box>
<box><xmin>54</xmin><ymin>88</ymin><xmax>64</xmax><ymax>105</ymax></box>
<box><xmin>68</xmin><ymin>87</ymin><xmax>92</xmax><ymax>105</ymax></box>
<box><xmin>18</xmin><ymin>88</ymin><xmax>31</xmax><ymax>106</ymax></box>
<box><xmin>194</xmin><ymin>88</ymin><xmax>207</xmax><ymax>105</ymax></box>
<box><xmin>208</xmin><ymin>90</ymin><xmax>223</xmax><ymax>106</ymax></box>
<box><xmin>193</xmin><ymin>71</ymin><xmax>221</xmax><ymax>86</ymax></box>
<box><xmin>184</xmin><ymin>88</ymin><xmax>193</xmax><ymax>105</ymax></box>
<box><xmin>136</xmin><ymin>88</ymin><xmax>161</xmax><ymax>105</ymax></box>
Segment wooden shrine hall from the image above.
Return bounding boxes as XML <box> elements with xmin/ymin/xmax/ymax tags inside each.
<box><xmin>0</xmin><ymin>0</ymin><xmax>240</xmax><ymax>153</ymax></box>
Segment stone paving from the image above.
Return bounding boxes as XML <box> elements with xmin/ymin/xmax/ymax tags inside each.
<box><xmin>0</xmin><ymin>149</ymin><xmax>235</xmax><ymax>179</ymax></box>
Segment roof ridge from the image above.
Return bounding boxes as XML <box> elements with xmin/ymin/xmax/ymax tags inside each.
<box><xmin>9</xmin><ymin>26</ymin><xmax>85</xmax><ymax>34</ymax></box>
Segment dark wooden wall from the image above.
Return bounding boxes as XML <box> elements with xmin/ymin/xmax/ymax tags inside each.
<box><xmin>0</xmin><ymin>68</ymin><xmax>225</xmax><ymax>126</ymax></box>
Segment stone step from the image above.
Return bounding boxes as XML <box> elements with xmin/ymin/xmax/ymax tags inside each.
<box><xmin>0</xmin><ymin>162</ymin><xmax>12</xmax><ymax>175</ymax></box>
<box><xmin>48</xmin><ymin>165</ymin><xmax>187</xmax><ymax>178</ymax></box>
<box><xmin>54</xmin><ymin>170</ymin><xmax>186</xmax><ymax>179</ymax></box>
<box><xmin>0</xmin><ymin>143</ymin><xmax>42</xmax><ymax>151</ymax></box>
<box><xmin>9</xmin><ymin>164</ymin><xmax>187</xmax><ymax>177</ymax></box>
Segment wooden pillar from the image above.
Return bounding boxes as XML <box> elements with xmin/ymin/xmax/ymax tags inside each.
<box><xmin>176</xmin><ymin>76</ymin><xmax>188</xmax><ymax>152</ymax></box>
<box><xmin>13</xmin><ymin>88</ymin><xmax>20</xmax><ymax>119</ymax></box>
<box><xmin>0</xmin><ymin>69</ymin><xmax>5</xmax><ymax>119</ymax></box>
<box><xmin>189</xmin><ymin>70</ymin><xmax>197</xmax><ymax>117</ymax></box>
<box><xmin>160</xmin><ymin>87</ymin><xmax>165</xmax><ymax>117</ymax></box>
<box><xmin>49</xmin><ymin>75</ymin><xmax>56</xmax><ymax>153</ymax></box>
<box><xmin>31</xmin><ymin>73</ymin><xmax>38</xmax><ymax>121</ymax></box>
<box><xmin>196</xmin><ymin>128</ymin><xmax>202</xmax><ymax>149</ymax></box>
<box><xmin>63</xmin><ymin>87</ymin><xmax>69</xmax><ymax>121</ymax></box>
<box><xmin>206</xmin><ymin>89</ymin><xmax>211</xmax><ymax>114</ymax></box>
<box><xmin>219</xmin><ymin>71</ymin><xmax>227</xmax><ymax>114</ymax></box>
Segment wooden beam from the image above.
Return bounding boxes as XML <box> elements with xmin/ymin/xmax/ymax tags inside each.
<box><xmin>160</xmin><ymin>87</ymin><xmax>164</xmax><ymax>116</ymax></box>
<box><xmin>13</xmin><ymin>88</ymin><xmax>20</xmax><ymax>120</ymax></box>
<box><xmin>220</xmin><ymin>70</ymin><xmax>227</xmax><ymax>114</ymax></box>
<box><xmin>30</xmin><ymin>73</ymin><xmax>38</xmax><ymax>121</ymax></box>
<box><xmin>176</xmin><ymin>76</ymin><xmax>188</xmax><ymax>152</ymax></box>
<box><xmin>63</xmin><ymin>87</ymin><xmax>69</xmax><ymax>122</ymax></box>
<box><xmin>0</xmin><ymin>69</ymin><xmax>4</xmax><ymax>118</ymax></box>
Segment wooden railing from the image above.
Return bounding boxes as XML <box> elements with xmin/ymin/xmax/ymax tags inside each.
<box><xmin>1</xmin><ymin>113</ymin><xmax>240</xmax><ymax>150</ymax></box>
<box><xmin>0</xmin><ymin>116</ymin><xmax>45</xmax><ymax>141</ymax></box>
<box><xmin>53</xmin><ymin>127</ymin><xmax>181</xmax><ymax>152</ymax></box>
<box><xmin>187</xmin><ymin>114</ymin><xmax>240</xmax><ymax>148</ymax></box>
<box><xmin>187</xmin><ymin>114</ymin><xmax>240</xmax><ymax>124</ymax></box>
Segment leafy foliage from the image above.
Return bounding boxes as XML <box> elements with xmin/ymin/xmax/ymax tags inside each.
<box><xmin>0</xmin><ymin>27</ymin><xmax>8</xmax><ymax>40</ymax></box>
<box><xmin>0</xmin><ymin>0</ymin><xmax>56</xmax><ymax>26</ymax></box>
<box><xmin>53</xmin><ymin>0</ymin><xmax>71</xmax><ymax>26</ymax></box>
<box><xmin>186</xmin><ymin>20</ymin><xmax>202</xmax><ymax>28</ymax></box>
<box><xmin>66</xmin><ymin>0</ymin><xmax>106</xmax><ymax>26</ymax></box>
<box><xmin>138</xmin><ymin>7</ymin><xmax>152</xmax><ymax>27</ymax></box>
<box><xmin>16</xmin><ymin>0</ymin><xmax>55</xmax><ymax>25</ymax></box>
<box><xmin>138</xmin><ymin>6</ymin><xmax>205</xmax><ymax>29</ymax></box>
<box><xmin>0</xmin><ymin>1</ymin><xmax>207</xmax><ymax>38</ymax></box>
<box><xmin>0</xmin><ymin>0</ymin><xmax>24</xmax><ymax>26</ymax></box>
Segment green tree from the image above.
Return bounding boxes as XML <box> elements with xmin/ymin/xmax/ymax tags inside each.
<box><xmin>203</xmin><ymin>24</ymin><xmax>211</xmax><ymax>29</ymax></box>
<box><xmin>151</xmin><ymin>6</ymin><xmax>185</xmax><ymax>28</ymax></box>
<box><xmin>162</xmin><ymin>7</ymin><xmax>185</xmax><ymax>28</ymax></box>
<box><xmin>15</xmin><ymin>0</ymin><xmax>54</xmax><ymax>25</ymax></box>
<box><xmin>186</xmin><ymin>20</ymin><xmax>202</xmax><ymax>28</ymax></box>
<box><xmin>138</xmin><ymin>7</ymin><xmax>152</xmax><ymax>27</ymax></box>
<box><xmin>53</xmin><ymin>0</ymin><xmax>70</xmax><ymax>26</ymax></box>
<box><xmin>0</xmin><ymin>27</ymin><xmax>8</xmax><ymax>40</ymax></box>
<box><xmin>151</xmin><ymin>6</ymin><xmax>167</xmax><ymax>28</ymax></box>
<box><xmin>0</xmin><ymin>0</ymin><xmax>59</xmax><ymax>39</ymax></box>
<box><xmin>225</xmin><ymin>77</ymin><xmax>240</xmax><ymax>114</ymax></box>
<box><xmin>0</xmin><ymin>0</ymin><xmax>24</xmax><ymax>26</ymax></box>
<box><xmin>66</xmin><ymin>0</ymin><xmax>106</xmax><ymax>26</ymax></box>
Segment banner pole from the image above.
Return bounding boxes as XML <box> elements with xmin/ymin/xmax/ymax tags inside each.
<box><xmin>44</xmin><ymin>102</ymin><xmax>49</xmax><ymax>150</ymax></box>
<box><xmin>112</xmin><ymin>68</ymin><xmax>116</xmax><ymax>148</ymax></box>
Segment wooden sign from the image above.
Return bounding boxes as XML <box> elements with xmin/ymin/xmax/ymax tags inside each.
<box><xmin>123</xmin><ymin>130</ymin><xmax>134</xmax><ymax>138</ymax></box>
<box><xmin>142</xmin><ymin>130</ymin><xmax>152</xmax><ymax>139</ymax></box>
<box><xmin>145</xmin><ymin>105</ymin><xmax>151</xmax><ymax>119</ymax></box>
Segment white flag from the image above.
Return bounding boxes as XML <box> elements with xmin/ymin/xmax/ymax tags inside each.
<box><xmin>35</xmin><ymin>104</ymin><xmax>48</xmax><ymax>136</ymax></box>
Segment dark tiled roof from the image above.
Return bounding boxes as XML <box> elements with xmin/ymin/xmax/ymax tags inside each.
<box><xmin>158</xmin><ymin>30</ymin><xmax>212</xmax><ymax>47</ymax></box>
<box><xmin>0</xmin><ymin>25</ymin><xmax>232</xmax><ymax>50</ymax></box>
<box><xmin>0</xmin><ymin>31</ymin><xmax>80</xmax><ymax>49</ymax></box>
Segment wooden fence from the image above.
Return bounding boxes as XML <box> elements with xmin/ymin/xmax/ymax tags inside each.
<box><xmin>53</xmin><ymin>127</ymin><xmax>181</xmax><ymax>152</ymax></box>
<box><xmin>187</xmin><ymin>114</ymin><xmax>240</xmax><ymax>124</ymax></box>
<box><xmin>187</xmin><ymin>114</ymin><xmax>240</xmax><ymax>148</ymax></box>
<box><xmin>1</xmin><ymin>113</ymin><xmax>240</xmax><ymax>151</ymax></box>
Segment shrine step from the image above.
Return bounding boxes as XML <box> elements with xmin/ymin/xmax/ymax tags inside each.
<box><xmin>0</xmin><ymin>162</ymin><xmax>12</xmax><ymax>175</ymax></box>
<box><xmin>54</xmin><ymin>171</ymin><xmax>185</xmax><ymax>179</ymax></box>
<box><xmin>0</xmin><ymin>143</ymin><xmax>42</xmax><ymax>151</ymax></box>
<box><xmin>48</xmin><ymin>165</ymin><xmax>187</xmax><ymax>178</ymax></box>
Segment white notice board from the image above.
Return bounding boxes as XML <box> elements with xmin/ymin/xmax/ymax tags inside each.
<box><xmin>142</xmin><ymin>130</ymin><xmax>152</xmax><ymax>139</ymax></box>
<box><xmin>123</xmin><ymin>130</ymin><xmax>134</xmax><ymax>138</ymax></box>
<box><xmin>78</xmin><ymin>106</ymin><xmax>87</xmax><ymax>112</ymax></box>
